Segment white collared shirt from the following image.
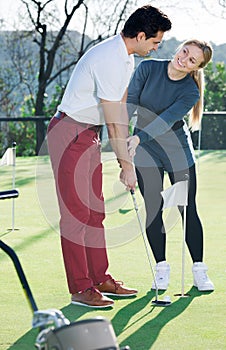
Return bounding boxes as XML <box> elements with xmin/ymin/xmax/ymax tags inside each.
<box><xmin>58</xmin><ymin>34</ymin><xmax>134</xmax><ymax>124</ymax></box>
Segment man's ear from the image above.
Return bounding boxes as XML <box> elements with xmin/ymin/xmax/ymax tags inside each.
<box><xmin>136</xmin><ymin>32</ymin><xmax>146</xmax><ymax>41</ymax></box>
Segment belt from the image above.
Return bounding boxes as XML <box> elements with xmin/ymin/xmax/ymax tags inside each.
<box><xmin>54</xmin><ymin>111</ymin><xmax>102</xmax><ymax>132</ymax></box>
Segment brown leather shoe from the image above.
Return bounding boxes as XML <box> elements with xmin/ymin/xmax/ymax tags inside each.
<box><xmin>71</xmin><ymin>287</ymin><xmax>114</xmax><ymax>308</ymax></box>
<box><xmin>96</xmin><ymin>279</ymin><xmax>138</xmax><ymax>297</ymax></box>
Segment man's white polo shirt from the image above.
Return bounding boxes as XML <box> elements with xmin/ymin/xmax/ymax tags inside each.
<box><xmin>58</xmin><ymin>34</ymin><xmax>134</xmax><ymax>124</ymax></box>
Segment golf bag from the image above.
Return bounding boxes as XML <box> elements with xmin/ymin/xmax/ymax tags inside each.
<box><xmin>34</xmin><ymin>314</ymin><xmax>130</xmax><ymax>350</ymax></box>
<box><xmin>0</xmin><ymin>189</ymin><xmax>130</xmax><ymax>350</ymax></box>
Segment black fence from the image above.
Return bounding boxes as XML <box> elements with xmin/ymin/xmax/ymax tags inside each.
<box><xmin>0</xmin><ymin>112</ymin><xmax>226</xmax><ymax>155</ymax></box>
<box><xmin>191</xmin><ymin>112</ymin><xmax>226</xmax><ymax>150</ymax></box>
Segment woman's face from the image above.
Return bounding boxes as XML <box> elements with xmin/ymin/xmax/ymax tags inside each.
<box><xmin>172</xmin><ymin>44</ymin><xmax>205</xmax><ymax>73</ymax></box>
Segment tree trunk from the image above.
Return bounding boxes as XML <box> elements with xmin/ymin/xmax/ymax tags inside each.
<box><xmin>35</xmin><ymin>84</ymin><xmax>46</xmax><ymax>154</ymax></box>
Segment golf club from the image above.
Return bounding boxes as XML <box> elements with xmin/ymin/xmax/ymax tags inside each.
<box><xmin>0</xmin><ymin>189</ymin><xmax>39</xmax><ymax>314</ymax></box>
<box><xmin>130</xmin><ymin>189</ymin><xmax>171</xmax><ymax>306</ymax></box>
<box><xmin>1</xmin><ymin>189</ymin><xmax>131</xmax><ymax>349</ymax></box>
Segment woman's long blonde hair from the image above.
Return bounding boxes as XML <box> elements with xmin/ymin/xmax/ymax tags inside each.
<box><xmin>177</xmin><ymin>39</ymin><xmax>213</xmax><ymax>131</ymax></box>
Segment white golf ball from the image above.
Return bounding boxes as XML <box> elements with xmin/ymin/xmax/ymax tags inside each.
<box><xmin>164</xmin><ymin>295</ymin><xmax>171</xmax><ymax>302</ymax></box>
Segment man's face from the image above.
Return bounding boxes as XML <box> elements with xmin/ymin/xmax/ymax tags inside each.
<box><xmin>135</xmin><ymin>31</ymin><xmax>164</xmax><ymax>56</ymax></box>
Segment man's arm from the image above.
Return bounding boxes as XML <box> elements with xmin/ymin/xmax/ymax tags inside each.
<box><xmin>100</xmin><ymin>94</ymin><xmax>136</xmax><ymax>190</ymax></box>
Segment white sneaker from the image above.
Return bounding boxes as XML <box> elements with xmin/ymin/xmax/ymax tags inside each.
<box><xmin>152</xmin><ymin>261</ymin><xmax>170</xmax><ymax>290</ymax></box>
<box><xmin>192</xmin><ymin>262</ymin><xmax>214</xmax><ymax>291</ymax></box>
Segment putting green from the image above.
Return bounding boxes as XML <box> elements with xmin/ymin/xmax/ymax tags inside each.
<box><xmin>0</xmin><ymin>151</ymin><xmax>225</xmax><ymax>349</ymax></box>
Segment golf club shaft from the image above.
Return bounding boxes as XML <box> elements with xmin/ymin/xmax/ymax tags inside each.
<box><xmin>130</xmin><ymin>190</ymin><xmax>159</xmax><ymax>300</ymax></box>
<box><xmin>0</xmin><ymin>240</ymin><xmax>38</xmax><ymax>313</ymax></box>
<box><xmin>181</xmin><ymin>175</ymin><xmax>189</xmax><ymax>297</ymax></box>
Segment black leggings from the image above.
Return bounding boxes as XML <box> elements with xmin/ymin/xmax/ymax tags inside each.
<box><xmin>136</xmin><ymin>164</ymin><xmax>203</xmax><ymax>263</ymax></box>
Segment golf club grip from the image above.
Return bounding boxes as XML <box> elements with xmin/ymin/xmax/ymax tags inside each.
<box><xmin>130</xmin><ymin>189</ymin><xmax>135</xmax><ymax>195</ymax></box>
<box><xmin>0</xmin><ymin>189</ymin><xmax>19</xmax><ymax>200</ymax></box>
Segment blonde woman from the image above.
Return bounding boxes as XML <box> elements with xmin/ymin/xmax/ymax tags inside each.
<box><xmin>127</xmin><ymin>39</ymin><xmax>214</xmax><ymax>292</ymax></box>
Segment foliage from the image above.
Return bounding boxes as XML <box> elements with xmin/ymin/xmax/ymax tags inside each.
<box><xmin>43</xmin><ymin>84</ymin><xmax>65</xmax><ymax>117</ymax></box>
<box><xmin>0</xmin><ymin>66</ymin><xmax>19</xmax><ymax>116</ymax></box>
<box><xmin>204</xmin><ymin>61</ymin><xmax>226</xmax><ymax>111</ymax></box>
<box><xmin>191</xmin><ymin>113</ymin><xmax>226</xmax><ymax>150</ymax></box>
<box><xmin>190</xmin><ymin>62</ymin><xmax>226</xmax><ymax>150</ymax></box>
<box><xmin>0</xmin><ymin>121</ymin><xmax>36</xmax><ymax>157</ymax></box>
<box><xmin>0</xmin><ymin>95</ymin><xmax>37</xmax><ymax>156</ymax></box>
<box><xmin>20</xmin><ymin>94</ymin><xmax>36</xmax><ymax>117</ymax></box>
<box><xmin>6</xmin><ymin>121</ymin><xmax>36</xmax><ymax>156</ymax></box>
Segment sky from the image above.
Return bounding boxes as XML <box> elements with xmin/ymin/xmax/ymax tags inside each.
<box><xmin>0</xmin><ymin>0</ymin><xmax>226</xmax><ymax>45</ymax></box>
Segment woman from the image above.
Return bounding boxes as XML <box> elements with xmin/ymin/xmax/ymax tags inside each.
<box><xmin>127</xmin><ymin>39</ymin><xmax>214</xmax><ymax>291</ymax></box>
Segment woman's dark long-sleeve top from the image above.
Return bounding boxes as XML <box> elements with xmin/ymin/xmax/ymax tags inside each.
<box><xmin>127</xmin><ymin>59</ymin><xmax>200</xmax><ymax>171</ymax></box>
<box><xmin>127</xmin><ymin>59</ymin><xmax>200</xmax><ymax>143</ymax></box>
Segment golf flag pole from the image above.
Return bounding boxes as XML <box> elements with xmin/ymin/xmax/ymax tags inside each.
<box><xmin>11</xmin><ymin>142</ymin><xmax>17</xmax><ymax>231</ymax></box>
<box><xmin>197</xmin><ymin>124</ymin><xmax>202</xmax><ymax>174</ymax></box>
<box><xmin>181</xmin><ymin>194</ymin><xmax>187</xmax><ymax>297</ymax></box>
<box><xmin>181</xmin><ymin>175</ymin><xmax>189</xmax><ymax>297</ymax></box>
<box><xmin>161</xmin><ymin>176</ymin><xmax>189</xmax><ymax>297</ymax></box>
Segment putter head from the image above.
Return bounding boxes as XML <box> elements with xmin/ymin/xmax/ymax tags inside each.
<box><xmin>151</xmin><ymin>299</ymin><xmax>171</xmax><ymax>307</ymax></box>
<box><xmin>32</xmin><ymin>309</ymin><xmax>70</xmax><ymax>329</ymax></box>
<box><xmin>33</xmin><ymin>310</ymin><xmax>70</xmax><ymax>350</ymax></box>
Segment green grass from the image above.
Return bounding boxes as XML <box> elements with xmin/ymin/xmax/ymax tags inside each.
<box><xmin>0</xmin><ymin>151</ymin><xmax>225</xmax><ymax>349</ymax></box>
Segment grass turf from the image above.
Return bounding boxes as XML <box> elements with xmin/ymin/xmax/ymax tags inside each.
<box><xmin>0</xmin><ymin>151</ymin><xmax>225</xmax><ymax>349</ymax></box>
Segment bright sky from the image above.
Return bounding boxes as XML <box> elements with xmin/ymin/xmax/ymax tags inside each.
<box><xmin>1</xmin><ymin>0</ymin><xmax>226</xmax><ymax>45</ymax></box>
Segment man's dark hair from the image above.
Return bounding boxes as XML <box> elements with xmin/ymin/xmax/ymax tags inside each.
<box><xmin>122</xmin><ymin>5</ymin><xmax>172</xmax><ymax>39</ymax></box>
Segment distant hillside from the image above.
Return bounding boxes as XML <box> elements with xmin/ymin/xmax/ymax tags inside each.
<box><xmin>211</xmin><ymin>42</ymin><xmax>226</xmax><ymax>63</ymax></box>
<box><xmin>0</xmin><ymin>31</ymin><xmax>225</xmax><ymax>116</ymax></box>
<box><xmin>0</xmin><ymin>32</ymin><xmax>225</xmax><ymax>68</ymax></box>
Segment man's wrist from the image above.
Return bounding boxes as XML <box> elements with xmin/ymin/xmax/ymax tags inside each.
<box><xmin>118</xmin><ymin>159</ymin><xmax>133</xmax><ymax>171</ymax></box>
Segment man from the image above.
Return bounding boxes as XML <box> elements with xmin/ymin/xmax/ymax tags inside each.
<box><xmin>47</xmin><ymin>5</ymin><xmax>171</xmax><ymax>308</ymax></box>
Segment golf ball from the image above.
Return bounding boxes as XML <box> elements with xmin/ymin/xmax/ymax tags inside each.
<box><xmin>163</xmin><ymin>295</ymin><xmax>171</xmax><ymax>302</ymax></box>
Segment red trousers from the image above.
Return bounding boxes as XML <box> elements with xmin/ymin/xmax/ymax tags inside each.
<box><xmin>47</xmin><ymin>115</ymin><xmax>112</xmax><ymax>293</ymax></box>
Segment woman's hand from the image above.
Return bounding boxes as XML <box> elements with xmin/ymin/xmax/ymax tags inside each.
<box><xmin>127</xmin><ymin>135</ymin><xmax>140</xmax><ymax>158</ymax></box>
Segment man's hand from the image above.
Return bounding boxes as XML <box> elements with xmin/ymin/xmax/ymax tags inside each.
<box><xmin>119</xmin><ymin>165</ymin><xmax>137</xmax><ymax>191</ymax></box>
<box><xmin>127</xmin><ymin>135</ymin><xmax>140</xmax><ymax>157</ymax></box>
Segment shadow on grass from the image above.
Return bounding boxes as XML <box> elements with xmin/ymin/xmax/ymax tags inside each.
<box><xmin>7</xmin><ymin>328</ymin><xmax>39</xmax><ymax>350</ymax></box>
<box><xmin>1</xmin><ymin>172</ymin><xmax>35</xmax><ymax>188</ymax></box>
<box><xmin>7</xmin><ymin>287</ymin><xmax>212</xmax><ymax>350</ymax></box>
<box><xmin>15</xmin><ymin>176</ymin><xmax>35</xmax><ymax>187</ymax></box>
<box><xmin>0</xmin><ymin>227</ymin><xmax>56</xmax><ymax>260</ymax></box>
<box><xmin>115</xmin><ymin>287</ymin><xmax>212</xmax><ymax>349</ymax></box>
<box><xmin>6</xmin><ymin>303</ymin><xmax>112</xmax><ymax>350</ymax></box>
<box><xmin>197</xmin><ymin>150</ymin><xmax>226</xmax><ymax>162</ymax></box>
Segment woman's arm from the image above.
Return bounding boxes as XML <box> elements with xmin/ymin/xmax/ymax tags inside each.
<box><xmin>137</xmin><ymin>89</ymin><xmax>200</xmax><ymax>144</ymax></box>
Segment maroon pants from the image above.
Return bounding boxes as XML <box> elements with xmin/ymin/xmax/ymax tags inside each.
<box><xmin>47</xmin><ymin>115</ymin><xmax>112</xmax><ymax>294</ymax></box>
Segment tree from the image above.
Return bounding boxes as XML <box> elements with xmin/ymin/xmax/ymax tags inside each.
<box><xmin>2</xmin><ymin>0</ymin><xmax>225</xmax><ymax>154</ymax></box>
<box><xmin>204</xmin><ymin>62</ymin><xmax>226</xmax><ymax>111</ymax></box>
<box><xmin>219</xmin><ymin>0</ymin><xmax>226</xmax><ymax>10</ymax></box>
<box><xmin>13</xmin><ymin>0</ymin><xmax>135</xmax><ymax>153</ymax></box>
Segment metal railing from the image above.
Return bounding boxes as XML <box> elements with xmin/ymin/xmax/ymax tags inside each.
<box><xmin>0</xmin><ymin>112</ymin><xmax>226</xmax><ymax>154</ymax></box>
